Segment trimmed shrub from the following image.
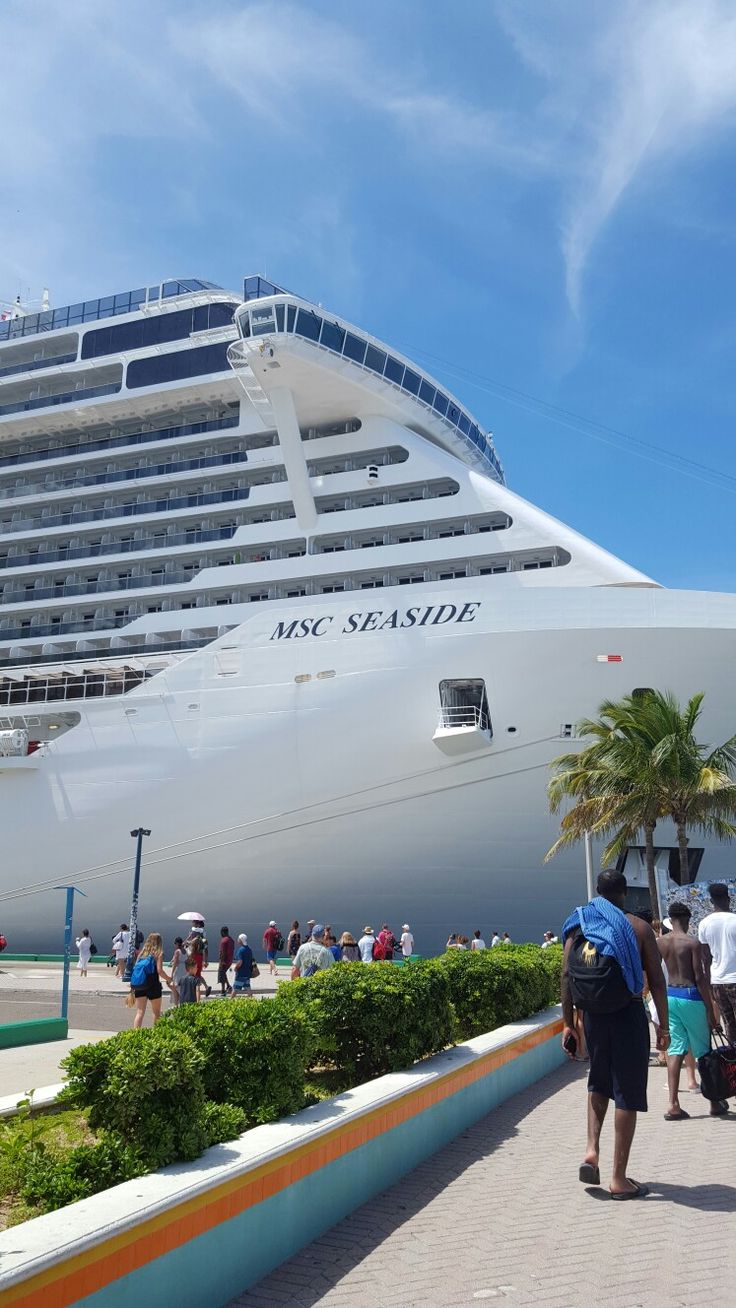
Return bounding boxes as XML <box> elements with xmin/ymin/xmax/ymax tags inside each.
<box><xmin>434</xmin><ymin>944</ymin><xmax>562</xmax><ymax>1042</ymax></box>
<box><xmin>274</xmin><ymin>960</ymin><xmax>454</xmax><ymax>1086</ymax></box>
<box><xmin>62</xmin><ymin>1021</ymin><xmax>213</xmax><ymax>1167</ymax></box>
<box><xmin>167</xmin><ymin>998</ymin><xmax>309</xmax><ymax>1124</ymax></box>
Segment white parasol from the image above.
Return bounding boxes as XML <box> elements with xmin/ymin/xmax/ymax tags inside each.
<box><xmin>177</xmin><ymin>910</ymin><xmax>206</xmax><ymax>922</ymax></box>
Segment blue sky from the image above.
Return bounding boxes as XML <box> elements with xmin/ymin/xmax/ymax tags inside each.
<box><xmin>2</xmin><ymin>0</ymin><xmax>735</xmax><ymax>590</ymax></box>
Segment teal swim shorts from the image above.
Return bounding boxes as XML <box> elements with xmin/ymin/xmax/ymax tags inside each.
<box><xmin>667</xmin><ymin>992</ymin><xmax>710</xmax><ymax>1058</ymax></box>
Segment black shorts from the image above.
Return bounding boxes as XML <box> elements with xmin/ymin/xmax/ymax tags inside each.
<box><xmin>584</xmin><ymin>1000</ymin><xmax>649</xmax><ymax>1112</ymax></box>
<box><xmin>217</xmin><ymin>963</ymin><xmax>231</xmax><ymax>985</ymax></box>
<box><xmin>134</xmin><ymin>978</ymin><xmax>162</xmax><ymax>1001</ymax></box>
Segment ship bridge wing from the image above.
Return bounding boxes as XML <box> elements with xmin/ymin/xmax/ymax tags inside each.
<box><xmin>229</xmin><ymin>288</ymin><xmax>504</xmax><ymax>486</ymax></box>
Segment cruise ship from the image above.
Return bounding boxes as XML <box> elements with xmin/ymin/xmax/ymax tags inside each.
<box><xmin>0</xmin><ymin>276</ymin><xmax>733</xmax><ymax>953</ymax></box>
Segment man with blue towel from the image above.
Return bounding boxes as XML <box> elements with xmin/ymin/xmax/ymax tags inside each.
<box><xmin>561</xmin><ymin>869</ymin><xmax>669</xmax><ymax>1200</ymax></box>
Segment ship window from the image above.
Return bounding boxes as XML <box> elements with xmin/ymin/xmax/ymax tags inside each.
<box><xmin>432</xmin><ymin>391</ymin><xmax>449</xmax><ymax>417</ymax></box>
<box><xmin>274</xmin><ymin>305</ymin><xmax>285</xmax><ymax>331</ymax></box>
<box><xmin>439</xmin><ymin>679</ymin><xmax>491</xmax><ymax>735</ymax></box>
<box><xmin>419</xmin><ymin>380</ymin><xmax>435</xmax><ymax>406</ymax></box>
<box><xmin>365</xmin><ymin>345</ymin><xmax>387</xmax><ymax>375</ymax></box>
<box><xmin>286</xmin><ymin>305</ymin><xmax>296</xmax><ymax>331</ymax></box>
<box><xmin>402</xmin><ymin>368</ymin><xmax>420</xmax><ymax>396</ymax></box>
<box><xmin>343</xmin><ymin>333</ymin><xmax>366</xmax><ymax>365</ymax></box>
<box><xmin>458</xmin><ymin>413</ymin><xmax>470</xmax><ymax>436</ymax></box>
<box><xmin>296</xmin><ymin>308</ymin><xmax>321</xmax><ymax>341</ymax></box>
<box><xmin>319</xmin><ymin>319</ymin><xmax>345</xmax><ymax>353</ymax></box>
<box><xmin>127</xmin><ymin>342</ymin><xmax>230</xmax><ymax>389</ymax></box>
<box><xmin>384</xmin><ymin>356</ymin><xmax>404</xmax><ymax>386</ymax></box>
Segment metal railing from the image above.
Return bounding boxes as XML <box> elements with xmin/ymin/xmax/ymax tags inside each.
<box><xmin>437</xmin><ymin>705</ymin><xmax>491</xmax><ymax>732</ymax></box>
<box><xmin>0</xmin><ymin>414</ymin><xmax>239</xmax><ymax>470</ymax></box>
<box><xmin>0</xmin><ymin>485</ymin><xmax>253</xmax><ymax>534</ymax></box>
<box><xmin>0</xmin><ymin>448</ymin><xmax>251</xmax><ymax>501</ymax></box>
<box><xmin>0</xmin><ymin>382</ymin><xmax>120</xmax><ymax>418</ymax></box>
<box><xmin>0</xmin><ymin>523</ymin><xmax>239</xmax><ymax>570</ymax></box>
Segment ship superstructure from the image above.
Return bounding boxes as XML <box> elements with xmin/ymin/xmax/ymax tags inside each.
<box><xmin>0</xmin><ymin>276</ymin><xmax>733</xmax><ymax>949</ymax></box>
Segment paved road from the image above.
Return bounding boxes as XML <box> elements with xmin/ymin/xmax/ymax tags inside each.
<box><xmin>0</xmin><ymin>962</ymin><xmax>287</xmax><ymax>1032</ymax></box>
<box><xmin>230</xmin><ymin>1060</ymin><xmax>736</xmax><ymax>1308</ymax></box>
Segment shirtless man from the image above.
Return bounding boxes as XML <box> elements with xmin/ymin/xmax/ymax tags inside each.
<box><xmin>658</xmin><ymin>901</ymin><xmax>727</xmax><ymax>1120</ymax></box>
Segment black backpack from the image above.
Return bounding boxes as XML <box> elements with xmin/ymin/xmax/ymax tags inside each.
<box><xmin>567</xmin><ymin>929</ymin><xmax>632</xmax><ymax>1014</ymax></box>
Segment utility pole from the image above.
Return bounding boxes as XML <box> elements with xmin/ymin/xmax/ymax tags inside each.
<box><xmin>123</xmin><ymin>828</ymin><xmax>151</xmax><ymax>984</ymax></box>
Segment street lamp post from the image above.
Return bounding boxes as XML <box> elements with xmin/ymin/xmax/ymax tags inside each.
<box><xmin>122</xmin><ymin>828</ymin><xmax>151</xmax><ymax>984</ymax></box>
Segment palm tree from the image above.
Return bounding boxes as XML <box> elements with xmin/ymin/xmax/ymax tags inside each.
<box><xmin>546</xmin><ymin>690</ymin><xmax>736</xmax><ymax>919</ymax></box>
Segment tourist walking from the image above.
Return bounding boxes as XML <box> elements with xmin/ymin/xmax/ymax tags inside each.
<box><xmin>378</xmin><ymin>923</ymin><xmax>397</xmax><ymax>958</ymax></box>
<box><xmin>326</xmin><ymin>930</ymin><xmax>342</xmax><ymax>961</ymax></box>
<box><xmin>490</xmin><ymin>931</ymin><xmax>501</xmax><ymax>947</ymax></box>
<box><xmin>287</xmin><ymin>920</ymin><xmax>301</xmax><ymax>957</ymax></box>
<box><xmin>177</xmin><ymin>957</ymin><xmax>208</xmax><ymax>1005</ymax></box>
<box><xmin>698</xmin><ymin>883</ymin><xmax>736</xmax><ymax>1045</ymax></box>
<box><xmin>112</xmin><ymin>924</ymin><xmax>129</xmax><ymax>978</ymax></box>
<box><xmin>358</xmin><ymin>926</ymin><xmax>376</xmax><ymax>962</ymax></box>
<box><xmin>129</xmin><ymin>933</ymin><xmax>172</xmax><ymax>1027</ymax></box>
<box><xmin>471</xmin><ymin>929</ymin><xmax>486</xmax><ymax>950</ymax></box>
<box><xmin>561</xmin><ymin>870</ymin><xmax>668</xmax><ymax>1199</ymax></box>
<box><xmin>233</xmin><ymin>933</ymin><xmax>254</xmax><ymax>996</ymax></box>
<box><xmin>657</xmin><ymin>901</ymin><xmax>727</xmax><ymax>1120</ymax></box>
<box><xmin>502</xmin><ymin>932</ymin><xmax>512</xmax><ymax>944</ymax></box>
<box><xmin>185</xmin><ymin>920</ymin><xmax>209</xmax><ymax>993</ymax></box>
<box><xmin>339</xmin><ymin>931</ymin><xmax>361</xmax><ymax>961</ymax></box>
<box><xmin>170</xmin><ymin>936</ymin><xmax>188</xmax><ymax>1006</ymax></box>
<box><xmin>263</xmin><ymin>920</ymin><xmax>282</xmax><ymax>976</ymax></box>
<box><xmin>218</xmin><ymin>926</ymin><xmax>235</xmax><ymax>996</ymax></box>
<box><xmin>291</xmin><ymin>924</ymin><xmax>333</xmax><ymax>977</ymax></box>
<box><xmin>400</xmin><ymin>924</ymin><xmax>414</xmax><ymax>958</ymax></box>
<box><xmin>76</xmin><ymin>929</ymin><xmax>93</xmax><ymax>977</ymax></box>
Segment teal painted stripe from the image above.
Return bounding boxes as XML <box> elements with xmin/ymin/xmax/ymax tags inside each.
<box><xmin>75</xmin><ymin>1029</ymin><xmax>564</xmax><ymax>1308</ymax></box>
<box><xmin>0</xmin><ymin>953</ymin><xmax>110</xmax><ymax>964</ymax></box>
<box><xmin>0</xmin><ymin>1017</ymin><xmax>68</xmax><ymax>1049</ymax></box>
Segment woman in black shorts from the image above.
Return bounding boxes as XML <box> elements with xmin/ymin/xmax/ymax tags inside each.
<box><xmin>131</xmin><ymin>933</ymin><xmax>172</xmax><ymax>1028</ymax></box>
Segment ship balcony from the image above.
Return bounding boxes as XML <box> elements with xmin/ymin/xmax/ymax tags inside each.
<box><xmin>433</xmin><ymin>704</ymin><xmax>493</xmax><ymax>754</ymax></box>
<box><xmin>0</xmin><ymin>364</ymin><xmax>122</xmax><ymax>419</ymax></box>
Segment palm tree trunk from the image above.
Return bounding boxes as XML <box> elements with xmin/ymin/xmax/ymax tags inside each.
<box><xmin>676</xmin><ymin>821</ymin><xmax>690</xmax><ymax>885</ymax></box>
<box><xmin>644</xmin><ymin>821</ymin><xmax>660</xmax><ymax>920</ymax></box>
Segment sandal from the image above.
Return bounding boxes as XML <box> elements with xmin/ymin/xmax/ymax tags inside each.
<box><xmin>663</xmin><ymin>1109</ymin><xmax>690</xmax><ymax>1121</ymax></box>
<box><xmin>610</xmin><ymin>1179</ymin><xmax>649</xmax><ymax>1200</ymax></box>
<box><xmin>579</xmin><ymin>1162</ymin><xmax>600</xmax><ymax>1185</ymax></box>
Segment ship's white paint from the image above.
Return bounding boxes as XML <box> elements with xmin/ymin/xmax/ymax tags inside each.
<box><xmin>0</xmin><ymin>280</ymin><xmax>733</xmax><ymax>952</ymax></box>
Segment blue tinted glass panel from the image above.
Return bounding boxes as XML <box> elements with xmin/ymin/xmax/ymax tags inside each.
<box><xmin>296</xmin><ymin>308</ymin><xmax>322</xmax><ymax>341</ymax></box>
<box><xmin>130</xmin><ymin>289</ymin><xmax>146</xmax><ymax>307</ymax></box>
<box><xmin>447</xmin><ymin>403</ymin><xmax>460</xmax><ymax>425</ymax></box>
<box><xmin>38</xmin><ymin>312</ymin><xmax>54</xmax><ymax>330</ymax></box>
<box><xmin>127</xmin><ymin>341</ymin><xmax>230</xmax><ymax>388</ymax></box>
<box><xmin>419</xmin><ymin>379</ymin><xmax>435</xmax><ymax>406</ymax></box>
<box><xmin>286</xmin><ymin>305</ymin><xmax>296</xmax><ymax>331</ymax></box>
<box><xmin>458</xmin><ymin>413</ymin><xmax>470</xmax><ymax>436</ymax></box>
<box><xmin>343</xmin><ymin>333</ymin><xmax>366</xmax><ymax>364</ymax></box>
<box><xmin>384</xmin><ymin>356</ymin><xmax>404</xmax><ymax>385</ymax></box>
<box><xmin>98</xmin><ymin>297</ymin><xmax>114</xmax><ymax>313</ymax></box>
<box><xmin>274</xmin><ymin>305</ymin><xmax>284</xmax><ymax>331</ymax></box>
<box><xmin>402</xmin><ymin>368</ymin><xmax>420</xmax><ymax>395</ymax></box>
<box><xmin>319</xmin><ymin>319</ymin><xmax>345</xmax><ymax>352</ymax></box>
<box><xmin>162</xmin><ymin>281</ymin><xmax>180</xmax><ymax>298</ymax></box>
<box><xmin>364</xmin><ymin>344</ymin><xmax>387</xmax><ymax>374</ymax></box>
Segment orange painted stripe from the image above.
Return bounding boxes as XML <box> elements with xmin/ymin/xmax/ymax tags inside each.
<box><xmin>0</xmin><ymin>1019</ymin><xmax>561</xmax><ymax>1308</ymax></box>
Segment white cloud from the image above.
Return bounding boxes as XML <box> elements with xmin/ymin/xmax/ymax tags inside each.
<box><xmin>500</xmin><ymin>0</ymin><xmax>736</xmax><ymax>312</ymax></box>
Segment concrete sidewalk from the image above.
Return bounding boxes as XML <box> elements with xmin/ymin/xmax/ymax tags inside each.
<box><xmin>0</xmin><ymin>1029</ymin><xmax>113</xmax><ymax>1105</ymax></box>
<box><xmin>230</xmin><ymin>1060</ymin><xmax>736</xmax><ymax>1308</ymax></box>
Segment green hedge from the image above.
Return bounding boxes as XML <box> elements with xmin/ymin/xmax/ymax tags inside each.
<box><xmin>167</xmin><ymin>997</ymin><xmax>309</xmax><ymax>1124</ymax></box>
<box><xmin>432</xmin><ymin>944</ymin><xmax>563</xmax><ymax>1042</ymax></box>
<box><xmin>273</xmin><ymin>959</ymin><xmax>454</xmax><ymax>1088</ymax></box>
<box><xmin>14</xmin><ymin>946</ymin><xmax>560</xmax><ymax>1217</ymax></box>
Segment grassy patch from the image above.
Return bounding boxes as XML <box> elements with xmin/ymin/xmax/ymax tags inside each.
<box><xmin>0</xmin><ymin>1106</ymin><xmax>94</xmax><ymax>1230</ymax></box>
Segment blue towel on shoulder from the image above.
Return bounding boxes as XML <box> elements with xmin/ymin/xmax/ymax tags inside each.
<box><xmin>562</xmin><ymin>895</ymin><xmax>644</xmax><ymax>996</ymax></box>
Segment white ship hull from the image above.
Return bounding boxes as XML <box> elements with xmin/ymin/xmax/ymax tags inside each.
<box><xmin>3</xmin><ymin>582</ymin><xmax>735</xmax><ymax>954</ymax></box>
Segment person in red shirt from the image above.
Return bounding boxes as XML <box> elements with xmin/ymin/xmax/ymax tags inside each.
<box><xmin>263</xmin><ymin>920</ymin><xmax>281</xmax><ymax>976</ymax></box>
<box><xmin>218</xmin><ymin>926</ymin><xmax>235</xmax><ymax>996</ymax></box>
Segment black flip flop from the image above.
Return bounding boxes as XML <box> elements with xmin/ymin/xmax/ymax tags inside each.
<box><xmin>610</xmin><ymin>1179</ymin><xmax>649</xmax><ymax>1201</ymax></box>
<box><xmin>710</xmin><ymin>1100</ymin><xmax>729</xmax><ymax>1117</ymax></box>
<box><xmin>579</xmin><ymin>1162</ymin><xmax>600</xmax><ymax>1185</ymax></box>
<box><xmin>663</xmin><ymin>1109</ymin><xmax>690</xmax><ymax>1121</ymax></box>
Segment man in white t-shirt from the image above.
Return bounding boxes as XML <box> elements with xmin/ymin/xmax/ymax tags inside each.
<box><xmin>490</xmin><ymin>932</ymin><xmax>501</xmax><ymax>947</ymax></box>
<box><xmin>400</xmin><ymin>924</ymin><xmax>414</xmax><ymax>957</ymax></box>
<box><xmin>698</xmin><ymin>883</ymin><xmax>736</xmax><ymax>1045</ymax></box>
<box><xmin>291</xmin><ymin>924</ymin><xmax>333</xmax><ymax>979</ymax></box>
<box><xmin>358</xmin><ymin>926</ymin><xmax>376</xmax><ymax>963</ymax></box>
<box><xmin>470</xmin><ymin>930</ymin><xmax>486</xmax><ymax>951</ymax></box>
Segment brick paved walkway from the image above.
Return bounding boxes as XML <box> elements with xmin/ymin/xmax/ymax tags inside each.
<box><xmin>230</xmin><ymin>1060</ymin><xmax>736</xmax><ymax>1308</ymax></box>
